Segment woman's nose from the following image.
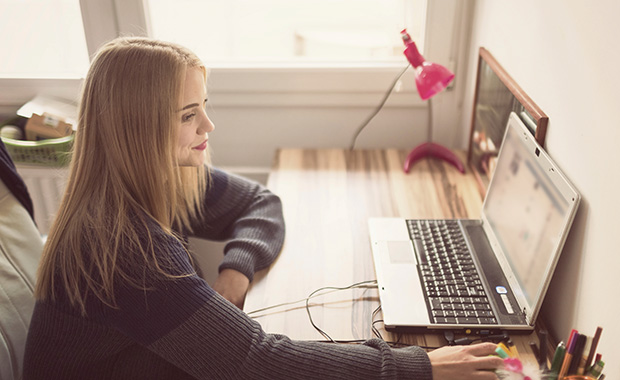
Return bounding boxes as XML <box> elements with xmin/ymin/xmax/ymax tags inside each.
<box><xmin>200</xmin><ymin>114</ymin><xmax>215</xmax><ymax>134</ymax></box>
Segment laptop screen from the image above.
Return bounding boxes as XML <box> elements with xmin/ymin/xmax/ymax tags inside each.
<box><xmin>482</xmin><ymin>113</ymin><xmax>579</xmax><ymax>313</ymax></box>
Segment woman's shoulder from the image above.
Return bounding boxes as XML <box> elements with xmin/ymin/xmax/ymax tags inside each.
<box><xmin>129</xmin><ymin>209</ymin><xmax>184</xmax><ymax>243</ymax></box>
<box><xmin>94</xmin><ymin>211</ymin><xmax>196</xmax><ymax>284</ymax></box>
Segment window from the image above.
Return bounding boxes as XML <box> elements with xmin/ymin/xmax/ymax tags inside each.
<box><xmin>0</xmin><ymin>0</ymin><xmax>89</xmax><ymax>78</ymax></box>
<box><xmin>1</xmin><ymin>0</ymin><xmax>463</xmax><ymax>114</ymax></box>
<box><xmin>146</xmin><ymin>0</ymin><xmax>427</xmax><ymax>66</ymax></box>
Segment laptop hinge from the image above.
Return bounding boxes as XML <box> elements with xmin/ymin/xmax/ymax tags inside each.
<box><xmin>523</xmin><ymin>308</ymin><xmax>530</xmax><ymax>325</ymax></box>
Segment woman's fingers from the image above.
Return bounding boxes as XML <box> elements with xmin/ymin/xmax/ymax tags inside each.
<box><xmin>467</xmin><ymin>342</ymin><xmax>501</xmax><ymax>356</ymax></box>
<box><xmin>471</xmin><ymin>354</ymin><xmax>505</xmax><ymax>370</ymax></box>
<box><xmin>428</xmin><ymin>343</ymin><xmax>505</xmax><ymax>380</ymax></box>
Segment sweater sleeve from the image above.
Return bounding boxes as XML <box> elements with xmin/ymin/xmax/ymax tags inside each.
<box><xmin>89</xmin><ymin>231</ymin><xmax>432</xmax><ymax>380</ymax></box>
<box><xmin>188</xmin><ymin>167</ymin><xmax>285</xmax><ymax>281</ymax></box>
<box><xmin>0</xmin><ymin>138</ymin><xmax>34</xmax><ymax>220</ymax></box>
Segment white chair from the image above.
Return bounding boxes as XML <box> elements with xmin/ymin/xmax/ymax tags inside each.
<box><xmin>0</xmin><ymin>178</ymin><xmax>44</xmax><ymax>380</ymax></box>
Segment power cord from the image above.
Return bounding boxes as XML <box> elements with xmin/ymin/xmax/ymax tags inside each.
<box><xmin>308</xmin><ymin>294</ymin><xmax>434</xmax><ymax>349</ymax></box>
<box><xmin>246</xmin><ymin>279</ymin><xmax>439</xmax><ymax>349</ymax></box>
<box><xmin>245</xmin><ymin>282</ymin><xmax>376</xmax><ymax>317</ymax></box>
<box><xmin>305</xmin><ymin>280</ymin><xmax>379</xmax><ymax>342</ymax></box>
<box><xmin>371</xmin><ymin>305</ymin><xmax>384</xmax><ymax>340</ymax></box>
<box><xmin>370</xmin><ymin>305</ymin><xmax>409</xmax><ymax>349</ymax></box>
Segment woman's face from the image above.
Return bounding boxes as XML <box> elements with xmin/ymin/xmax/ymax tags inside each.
<box><xmin>176</xmin><ymin>67</ymin><xmax>214</xmax><ymax>167</ymax></box>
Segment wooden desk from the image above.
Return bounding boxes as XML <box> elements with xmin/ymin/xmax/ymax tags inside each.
<box><xmin>245</xmin><ymin>149</ymin><xmax>540</xmax><ymax>366</ymax></box>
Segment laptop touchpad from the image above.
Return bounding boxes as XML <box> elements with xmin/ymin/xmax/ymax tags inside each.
<box><xmin>387</xmin><ymin>241</ymin><xmax>415</xmax><ymax>264</ymax></box>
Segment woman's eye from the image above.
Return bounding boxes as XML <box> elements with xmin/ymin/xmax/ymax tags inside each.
<box><xmin>182</xmin><ymin>112</ymin><xmax>196</xmax><ymax>123</ymax></box>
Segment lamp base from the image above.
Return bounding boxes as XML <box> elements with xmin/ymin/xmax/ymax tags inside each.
<box><xmin>403</xmin><ymin>142</ymin><xmax>465</xmax><ymax>174</ymax></box>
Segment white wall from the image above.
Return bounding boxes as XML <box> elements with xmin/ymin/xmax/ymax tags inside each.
<box><xmin>205</xmin><ymin>67</ymin><xmax>427</xmax><ymax>171</ymax></box>
<box><xmin>462</xmin><ymin>1</ymin><xmax>620</xmax><ymax>376</ymax></box>
<box><xmin>204</xmin><ymin>0</ymin><xmax>473</xmax><ymax>172</ymax></box>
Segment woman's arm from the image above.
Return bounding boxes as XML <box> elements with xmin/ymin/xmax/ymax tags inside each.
<box><xmin>211</xmin><ymin>268</ymin><xmax>249</xmax><ymax>308</ymax></box>
<box><xmin>87</xmin><ymin>228</ymin><xmax>500</xmax><ymax>380</ymax></box>
<box><xmin>94</xmin><ymin>231</ymin><xmax>431</xmax><ymax>380</ymax></box>
<box><xmin>189</xmin><ymin>167</ymin><xmax>285</xmax><ymax>282</ymax></box>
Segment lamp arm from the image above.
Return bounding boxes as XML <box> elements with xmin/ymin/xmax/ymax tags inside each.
<box><xmin>348</xmin><ymin>64</ymin><xmax>410</xmax><ymax>150</ymax></box>
<box><xmin>427</xmin><ymin>98</ymin><xmax>433</xmax><ymax>143</ymax></box>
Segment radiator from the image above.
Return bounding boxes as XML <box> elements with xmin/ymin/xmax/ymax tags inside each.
<box><xmin>15</xmin><ymin>165</ymin><xmax>69</xmax><ymax>235</ymax></box>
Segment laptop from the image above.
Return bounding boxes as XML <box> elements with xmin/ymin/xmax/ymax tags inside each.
<box><xmin>369</xmin><ymin>112</ymin><xmax>580</xmax><ymax>332</ymax></box>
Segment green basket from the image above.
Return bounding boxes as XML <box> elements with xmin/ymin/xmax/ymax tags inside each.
<box><xmin>1</xmin><ymin>134</ymin><xmax>74</xmax><ymax>166</ymax></box>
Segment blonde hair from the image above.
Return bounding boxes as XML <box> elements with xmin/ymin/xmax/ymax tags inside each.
<box><xmin>35</xmin><ymin>37</ymin><xmax>209</xmax><ymax>314</ymax></box>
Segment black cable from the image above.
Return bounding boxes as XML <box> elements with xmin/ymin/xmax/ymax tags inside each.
<box><xmin>306</xmin><ymin>287</ymin><xmax>439</xmax><ymax>349</ymax></box>
<box><xmin>305</xmin><ymin>284</ymin><xmax>438</xmax><ymax>348</ymax></box>
<box><xmin>349</xmin><ymin>64</ymin><xmax>411</xmax><ymax>150</ymax></box>
<box><xmin>247</xmin><ymin>291</ymin><xmax>338</xmax><ymax>316</ymax></box>
<box><xmin>368</xmin><ymin>306</ymin><xmax>424</xmax><ymax>349</ymax></box>
<box><xmin>314</xmin><ymin>339</ymin><xmax>436</xmax><ymax>349</ymax></box>
<box><xmin>371</xmin><ymin>305</ymin><xmax>384</xmax><ymax>340</ymax></box>
<box><xmin>249</xmin><ymin>278</ymin><xmax>441</xmax><ymax>349</ymax></box>
<box><xmin>444</xmin><ymin>330</ymin><xmax>456</xmax><ymax>345</ymax></box>
<box><xmin>247</xmin><ymin>281</ymin><xmax>377</xmax><ymax>317</ymax></box>
<box><xmin>305</xmin><ymin>280</ymin><xmax>378</xmax><ymax>343</ymax></box>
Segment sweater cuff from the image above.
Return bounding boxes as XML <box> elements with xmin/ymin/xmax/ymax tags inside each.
<box><xmin>218</xmin><ymin>250</ymin><xmax>257</xmax><ymax>282</ymax></box>
<box><xmin>393</xmin><ymin>345</ymin><xmax>433</xmax><ymax>380</ymax></box>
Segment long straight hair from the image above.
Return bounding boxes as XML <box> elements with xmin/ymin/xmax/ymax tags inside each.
<box><xmin>35</xmin><ymin>37</ymin><xmax>209</xmax><ymax>314</ymax></box>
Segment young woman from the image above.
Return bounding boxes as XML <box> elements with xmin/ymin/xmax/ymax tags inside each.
<box><xmin>23</xmin><ymin>37</ymin><xmax>503</xmax><ymax>379</ymax></box>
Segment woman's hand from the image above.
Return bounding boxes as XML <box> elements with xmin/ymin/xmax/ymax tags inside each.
<box><xmin>212</xmin><ymin>269</ymin><xmax>250</xmax><ymax>309</ymax></box>
<box><xmin>428</xmin><ymin>342</ymin><xmax>504</xmax><ymax>380</ymax></box>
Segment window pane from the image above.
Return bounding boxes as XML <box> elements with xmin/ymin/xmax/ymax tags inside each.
<box><xmin>147</xmin><ymin>0</ymin><xmax>427</xmax><ymax>65</ymax></box>
<box><xmin>0</xmin><ymin>0</ymin><xmax>89</xmax><ymax>78</ymax></box>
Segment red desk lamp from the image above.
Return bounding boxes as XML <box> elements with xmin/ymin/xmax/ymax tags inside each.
<box><xmin>401</xmin><ymin>29</ymin><xmax>465</xmax><ymax>173</ymax></box>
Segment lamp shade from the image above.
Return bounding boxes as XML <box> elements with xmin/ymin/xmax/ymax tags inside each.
<box><xmin>414</xmin><ymin>62</ymin><xmax>455</xmax><ymax>100</ymax></box>
<box><xmin>401</xmin><ymin>29</ymin><xmax>454</xmax><ymax>100</ymax></box>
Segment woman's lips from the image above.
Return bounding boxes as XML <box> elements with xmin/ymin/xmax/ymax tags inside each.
<box><xmin>193</xmin><ymin>140</ymin><xmax>207</xmax><ymax>150</ymax></box>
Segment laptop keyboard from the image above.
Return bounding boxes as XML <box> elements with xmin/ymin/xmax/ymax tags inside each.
<box><xmin>407</xmin><ymin>219</ymin><xmax>498</xmax><ymax>325</ymax></box>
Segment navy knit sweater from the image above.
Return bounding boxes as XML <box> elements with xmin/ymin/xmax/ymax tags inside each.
<box><xmin>22</xmin><ymin>168</ymin><xmax>432</xmax><ymax>379</ymax></box>
<box><xmin>0</xmin><ymin>139</ymin><xmax>33</xmax><ymax>219</ymax></box>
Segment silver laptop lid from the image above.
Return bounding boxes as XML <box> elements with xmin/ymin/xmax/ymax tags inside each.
<box><xmin>480</xmin><ymin>112</ymin><xmax>580</xmax><ymax>325</ymax></box>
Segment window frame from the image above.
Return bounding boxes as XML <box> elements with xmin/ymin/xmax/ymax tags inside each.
<box><xmin>0</xmin><ymin>0</ymin><xmax>466</xmax><ymax>113</ymax></box>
